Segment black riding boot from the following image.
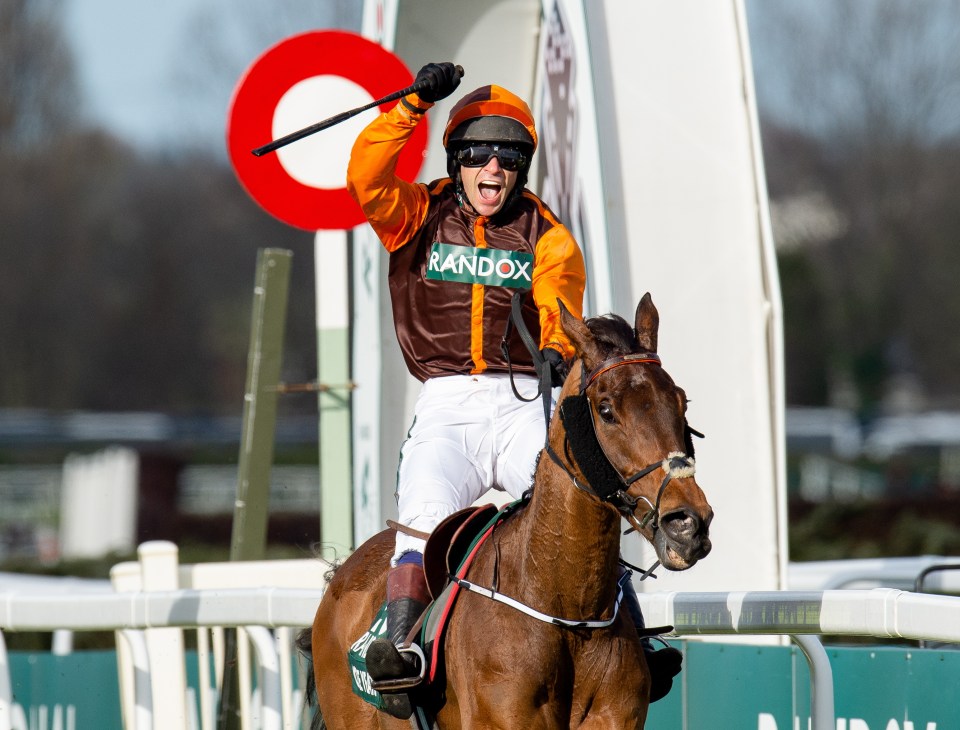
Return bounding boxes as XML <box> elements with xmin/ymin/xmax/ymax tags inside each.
<box><xmin>365</xmin><ymin>560</ymin><xmax>430</xmax><ymax>719</ymax></box>
<box><xmin>621</xmin><ymin>570</ymin><xmax>683</xmax><ymax>703</ymax></box>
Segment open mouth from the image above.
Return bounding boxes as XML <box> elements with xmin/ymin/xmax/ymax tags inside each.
<box><xmin>478</xmin><ymin>180</ymin><xmax>503</xmax><ymax>202</ymax></box>
<box><xmin>654</xmin><ymin>529</ymin><xmax>709</xmax><ymax>571</ymax></box>
<box><xmin>663</xmin><ymin>544</ymin><xmax>694</xmax><ymax>570</ymax></box>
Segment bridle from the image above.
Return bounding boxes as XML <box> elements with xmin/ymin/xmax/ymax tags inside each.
<box><xmin>545</xmin><ymin>351</ymin><xmax>698</xmax><ymax>538</ymax></box>
<box><xmin>466</xmin><ymin>307</ymin><xmax>705</xmax><ymax>623</ymax></box>
<box><xmin>498</xmin><ymin>291</ymin><xmax>701</xmax><ymax>539</ymax></box>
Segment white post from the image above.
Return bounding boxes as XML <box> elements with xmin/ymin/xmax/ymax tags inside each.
<box><xmin>196</xmin><ymin>628</ymin><xmax>214</xmax><ymax>730</ymax></box>
<box><xmin>117</xmin><ymin>629</ymin><xmax>153</xmax><ymax>730</ymax></box>
<box><xmin>138</xmin><ymin>541</ymin><xmax>188</xmax><ymax>729</ymax></box>
<box><xmin>315</xmin><ymin>230</ymin><xmax>353</xmax><ymax>558</ymax></box>
<box><xmin>350</xmin><ymin>226</ymin><xmax>384</xmax><ymax>545</ymax></box>
<box><xmin>244</xmin><ymin>627</ymin><xmax>282</xmax><ymax>730</ymax></box>
<box><xmin>110</xmin><ymin>560</ymin><xmax>142</xmax><ymax>730</ymax></box>
<box><xmin>0</xmin><ymin>630</ymin><xmax>11</xmax><ymax>730</ymax></box>
<box><xmin>60</xmin><ymin>447</ymin><xmax>139</xmax><ymax>559</ymax></box>
<box><xmin>237</xmin><ymin>628</ymin><xmax>252</xmax><ymax>730</ymax></box>
<box><xmin>274</xmin><ymin>627</ymin><xmax>294</xmax><ymax>730</ymax></box>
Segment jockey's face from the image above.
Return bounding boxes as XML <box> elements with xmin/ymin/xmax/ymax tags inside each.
<box><xmin>459</xmin><ymin>154</ymin><xmax>519</xmax><ymax>217</ymax></box>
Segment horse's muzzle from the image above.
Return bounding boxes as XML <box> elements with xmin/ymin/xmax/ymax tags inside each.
<box><xmin>655</xmin><ymin>508</ymin><xmax>713</xmax><ymax>570</ymax></box>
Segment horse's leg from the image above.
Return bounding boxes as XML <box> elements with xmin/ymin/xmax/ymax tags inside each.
<box><xmin>572</xmin><ymin>633</ymin><xmax>650</xmax><ymax>730</ymax></box>
<box><xmin>311</xmin><ymin>532</ymin><xmax>409</xmax><ymax>730</ymax></box>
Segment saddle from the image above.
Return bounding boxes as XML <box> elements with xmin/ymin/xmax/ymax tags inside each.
<box><xmin>422</xmin><ymin>503</ymin><xmax>500</xmax><ymax>600</ymax></box>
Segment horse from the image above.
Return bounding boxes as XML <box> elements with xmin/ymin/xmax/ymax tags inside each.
<box><xmin>302</xmin><ymin>293</ymin><xmax>714</xmax><ymax>729</ymax></box>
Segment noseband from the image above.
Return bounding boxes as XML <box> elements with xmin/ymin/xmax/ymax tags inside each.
<box><xmin>546</xmin><ymin>352</ymin><xmax>697</xmax><ymax>535</ymax></box>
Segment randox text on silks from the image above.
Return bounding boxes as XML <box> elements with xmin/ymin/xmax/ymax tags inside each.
<box><xmin>426</xmin><ymin>242</ymin><xmax>533</xmax><ymax>289</ymax></box>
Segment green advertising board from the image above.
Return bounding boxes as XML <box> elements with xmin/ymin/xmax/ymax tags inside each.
<box><xmin>7</xmin><ymin>642</ymin><xmax>959</xmax><ymax>728</ymax></box>
<box><xmin>648</xmin><ymin>642</ymin><xmax>959</xmax><ymax>729</ymax></box>
<box><xmin>7</xmin><ymin>651</ymin><xmax>122</xmax><ymax>729</ymax></box>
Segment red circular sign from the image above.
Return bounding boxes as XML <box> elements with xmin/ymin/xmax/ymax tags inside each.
<box><xmin>227</xmin><ymin>31</ymin><xmax>428</xmax><ymax>231</ymax></box>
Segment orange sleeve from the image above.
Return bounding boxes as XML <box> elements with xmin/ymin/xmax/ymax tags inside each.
<box><xmin>345</xmin><ymin>94</ymin><xmax>433</xmax><ymax>253</ymax></box>
<box><xmin>532</xmin><ymin>224</ymin><xmax>586</xmax><ymax>359</ymax></box>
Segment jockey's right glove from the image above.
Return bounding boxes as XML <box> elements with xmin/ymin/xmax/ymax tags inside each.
<box><xmin>414</xmin><ymin>62</ymin><xmax>462</xmax><ymax>103</ymax></box>
<box><xmin>541</xmin><ymin>347</ymin><xmax>568</xmax><ymax>387</ymax></box>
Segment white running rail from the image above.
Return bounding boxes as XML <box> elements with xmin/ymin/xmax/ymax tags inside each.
<box><xmin>2</xmin><ymin>577</ymin><xmax>959</xmax><ymax>729</ymax></box>
<box><xmin>635</xmin><ymin>588</ymin><xmax>960</xmax><ymax>644</ymax></box>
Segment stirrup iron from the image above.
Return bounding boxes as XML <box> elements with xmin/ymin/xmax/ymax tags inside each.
<box><xmin>370</xmin><ymin>644</ymin><xmax>427</xmax><ymax>692</ymax></box>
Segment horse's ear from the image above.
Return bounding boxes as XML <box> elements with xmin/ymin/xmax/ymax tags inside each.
<box><xmin>634</xmin><ymin>292</ymin><xmax>659</xmax><ymax>353</ymax></box>
<box><xmin>558</xmin><ymin>298</ymin><xmax>602</xmax><ymax>364</ymax></box>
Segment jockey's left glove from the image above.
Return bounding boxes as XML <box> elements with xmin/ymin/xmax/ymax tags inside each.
<box><xmin>541</xmin><ymin>347</ymin><xmax>568</xmax><ymax>387</ymax></box>
<box><xmin>414</xmin><ymin>62</ymin><xmax>462</xmax><ymax>103</ymax></box>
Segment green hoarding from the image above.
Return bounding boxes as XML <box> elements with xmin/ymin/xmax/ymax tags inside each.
<box><xmin>648</xmin><ymin>642</ymin><xmax>960</xmax><ymax>729</ymax></box>
<box><xmin>6</xmin><ymin>642</ymin><xmax>959</xmax><ymax>728</ymax></box>
<box><xmin>7</xmin><ymin>651</ymin><xmax>122</xmax><ymax>729</ymax></box>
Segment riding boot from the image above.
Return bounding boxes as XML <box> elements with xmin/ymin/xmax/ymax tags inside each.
<box><xmin>621</xmin><ymin>570</ymin><xmax>683</xmax><ymax>703</ymax></box>
<box><xmin>366</xmin><ymin>559</ymin><xmax>430</xmax><ymax>719</ymax></box>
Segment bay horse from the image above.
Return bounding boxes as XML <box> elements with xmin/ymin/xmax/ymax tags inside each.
<box><xmin>303</xmin><ymin>293</ymin><xmax>713</xmax><ymax>729</ymax></box>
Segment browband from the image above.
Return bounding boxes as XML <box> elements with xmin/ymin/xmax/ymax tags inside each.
<box><xmin>582</xmin><ymin>353</ymin><xmax>661</xmax><ymax>391</ymax></box>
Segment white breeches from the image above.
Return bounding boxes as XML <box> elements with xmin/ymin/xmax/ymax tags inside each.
<box><xmin>392</xmin><ymin>373</ymin><xmax>554</xmax><ymax>562</ymax></box>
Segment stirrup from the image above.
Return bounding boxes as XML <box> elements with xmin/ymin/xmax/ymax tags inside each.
<box><xmin>370</xmin><ymin>644</ymin><xmax>427</xmax><ymax>692</ymax></box>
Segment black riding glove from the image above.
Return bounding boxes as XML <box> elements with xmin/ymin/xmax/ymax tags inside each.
<box><xmin>414</xmin><ymin>62</ymin><xmax>462</xmax><ymax>103</ymax></box>
<box><xmin>541</xmin><ymin>347</ymin><xmax>568</xmax><ymax>387</ymax></box>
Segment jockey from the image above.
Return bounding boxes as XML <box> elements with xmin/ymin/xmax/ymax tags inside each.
<box><xmin>347</xmin><ymin>62</ymin><xmax>679</xmax><ymax>718</ymax></box>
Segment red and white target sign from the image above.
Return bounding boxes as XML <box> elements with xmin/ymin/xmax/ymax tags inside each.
<box><xmin>227</xmin><ymin>31</ymin><xmax>428</xmax><ymax>231</ymax></box>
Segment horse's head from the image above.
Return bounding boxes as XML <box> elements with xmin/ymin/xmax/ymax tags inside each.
<box><xmin>554</xmin><ymin>292</ymin><xmax>713</xmax><ymax>571</ymax></box>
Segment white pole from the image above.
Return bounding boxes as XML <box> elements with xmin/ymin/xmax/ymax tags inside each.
<box><xmin>138</xmin><ymin>541</ymin><xmax>188</xmax><ymax>730</ymax></box>
<box><xmin>315</xmin><ymin>230</ymin><xmax>353</xmax><ymax>558</ymax></box>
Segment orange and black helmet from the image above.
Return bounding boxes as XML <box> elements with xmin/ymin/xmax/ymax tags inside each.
<box><xmin>443</xmin><ymin>85</ymin><xmax>538</xmax><ymax>153</ymax></box>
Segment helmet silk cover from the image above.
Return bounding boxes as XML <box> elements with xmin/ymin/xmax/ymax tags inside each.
<box><xmin>443</xmin><ymin>85</ymin><xmax>538</xmax><ymax>151</ymax></box>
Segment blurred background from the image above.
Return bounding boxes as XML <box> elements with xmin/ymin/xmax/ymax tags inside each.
<box><xmin>2</xmin><ymin>0</ymin><xmax>960</xmax><ymax>573</ymax></box>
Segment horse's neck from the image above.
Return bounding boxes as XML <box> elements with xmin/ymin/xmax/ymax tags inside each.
<box><xmin>516</xmin><ymin>456</ymin><xmax>624</xmax><ymax>616</ymax></box>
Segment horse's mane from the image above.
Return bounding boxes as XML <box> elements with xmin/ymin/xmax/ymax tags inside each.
<box><xmin>583</xmin><ymin>313</ymin><xmax>637</xmax><ymax>356</ymax></box>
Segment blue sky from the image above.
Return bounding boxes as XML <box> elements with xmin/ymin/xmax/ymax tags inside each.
<box><xmin>64</xmin><ymin>0</ymin><xmax>205</xmax><ymax>149</ymax></box>
<box><xmin>62</xmin><ymin>0</ymin><xmax>362</xmax><ymax>154</ymax></box>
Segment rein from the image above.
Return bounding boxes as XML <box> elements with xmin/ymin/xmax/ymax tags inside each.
<box><xmin>500</xmin><ymin>292</ymin><xmax>553</xmax><ymax>434</ymax></box>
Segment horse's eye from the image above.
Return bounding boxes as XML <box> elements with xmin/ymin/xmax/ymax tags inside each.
<box><xmin>597</xmin><ymin>402</ymin><xmax>615</xmax><ymax>423</ymax></box>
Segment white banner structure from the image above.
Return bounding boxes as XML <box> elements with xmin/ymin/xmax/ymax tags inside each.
<box><xmin>352</xmin><ymin>0</ymin><xmax>785</xmax><ymax>606</ymax></box>
<box><xmin>580</xmin><ymin>1</ymin><xmax>786</xmax><ymax>599</ymax></box>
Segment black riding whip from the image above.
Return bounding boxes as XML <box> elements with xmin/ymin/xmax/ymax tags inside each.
<box><xmin>251</xmin><ymin>65</ymin><xmax>464</xmax><ymax>157</ymax></box>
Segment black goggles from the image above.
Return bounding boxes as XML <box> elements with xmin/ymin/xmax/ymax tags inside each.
<box><xmin>455</xmin><ymin>144</ymin><xmax>529</xmax><ymax>171</ymax></box>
